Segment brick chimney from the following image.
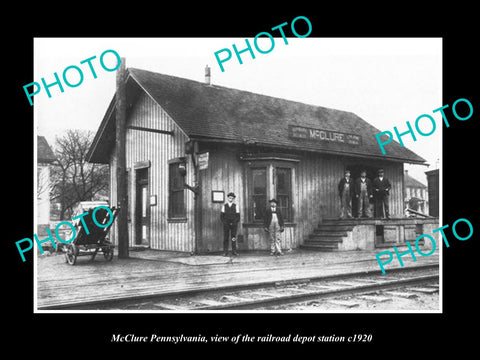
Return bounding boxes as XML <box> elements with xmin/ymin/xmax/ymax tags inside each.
<box><xmin>205</xmin><ymin>65</ymin><xmax>211</xmax><ymax>85</ymax></box>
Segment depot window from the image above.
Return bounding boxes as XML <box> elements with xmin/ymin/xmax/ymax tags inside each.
<box><xmin>168</xmin><ymin>160</ymin><xmax>186</xmax><ymax>219</ymax></box>
<box><xmin>244</xmin><ymin>157</ymin><xmax>297</xmax><ymax>223</ymax></box>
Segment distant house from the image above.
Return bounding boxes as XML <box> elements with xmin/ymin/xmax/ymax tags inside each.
<box><xmin>87</xmin><ymin>67</ymin><xmax>433</xmax><ymax>253</ymax></box>
<box><xmin>37</xmin><ymin>136</ymin><xmax>56</xmax><ymax>235</ymax></box>
<box><xmin>404</xmin><ymin>170</ymin><xmax>428</xmax><ymax>215</ymax></box>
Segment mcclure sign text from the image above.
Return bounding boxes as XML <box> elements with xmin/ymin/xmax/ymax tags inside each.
<box><xmin>288</xmin><ymin>125</ymin><xmax>362</xmax><ymax>145</ymax></box>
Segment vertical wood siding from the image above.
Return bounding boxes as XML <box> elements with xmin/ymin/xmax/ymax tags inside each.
<box><xmin>295</xmin><ymin>155</ymin><xmax>404</xmax><ymax>245</ymax></box>
<box><xmin>110</xmin><ymin>92</ymin><xmax>194</xmax><ymax>252</ymax></box>
<box><xmin>108</xmin><ymin>92</ymin><xmax>405</xmax><ymax>252</ymax></box>
<box><xmin>385</xmin><ymin>162</ymin><xmax>404</xmax><ymax>216</ymax></box>
<box><xmin>197</xmin><ymin>148</ymin><xmax>405</xmax><ymax>251</ymax></box>
<box><xmin>199</xmin><ymin>148</ymin><xmax>245</xmax><ymax>252</ymax></box>
<box><xmin>295</xmin><ymin>153</ymin><xmax>345</xmax><ymax>244</ymax></box>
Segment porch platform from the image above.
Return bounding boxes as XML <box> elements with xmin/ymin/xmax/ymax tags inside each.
<box><xmin>36</xmin><ymin>246</ymin><xmax>440</xmax><ymax>310</ymax></box>
<box><xmin>320</xmin><ymin>217</ymin><xmax>439</xmax><ymax>226</ymax></box>
<box><xmin>302</xmin><ymin>217</ymin><xmax>439</xmax><ymax>251</ymax></box>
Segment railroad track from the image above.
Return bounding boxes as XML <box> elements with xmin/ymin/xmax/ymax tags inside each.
<box><xmin>67</xmin><ymin>264</ymin><xmax>439</xmax><ymax>311</ymax></box>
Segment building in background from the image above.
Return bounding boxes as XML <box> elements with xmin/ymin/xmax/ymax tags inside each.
<box><xmin>404</xmin><ymin>170</ymin><xmax>429</xmax><ymax>215</ymax></box>
<box><xmin>37</xmin><ymin>135</ymin><xmax>57</xmax><ymax>235</ymax></box>
<box><xmin>87</xmin><ymin>67</ymin><xmax>437</xmax><ymax>254</ymax></box>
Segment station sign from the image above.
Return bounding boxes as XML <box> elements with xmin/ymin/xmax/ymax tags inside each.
<box><xmin>198</xmin><ymin>152</ymin><xmax>209</xmax><ymax>170</ymax></box>
<box><xmin>288</xmin><ymin>125</ymin><xmax>362</xmax><ymax>145</ymax></box>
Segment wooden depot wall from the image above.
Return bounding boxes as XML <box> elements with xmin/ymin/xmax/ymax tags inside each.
<box><xmin>109</xmin><ymin>92</ymin><xmax>195</xmax><ymax>252</ymax></box>
<box><xmin>197</xmin><ymin>146</ymin><xmax>405</xmax><ymax>253</ymax></box>
<box><xmin>108</xmin><ymin>91</ymin><xmax>406</xmax><ymax>253</ymax></box>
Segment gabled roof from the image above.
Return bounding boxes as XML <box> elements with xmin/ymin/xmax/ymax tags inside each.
<box><xmin>87</xmin><ymin>68</ymin><xmax>426</xmax><ymax>164</ymax></box>
<box><xmin>37</xmin><ymin>135</ymin><xmax>56</xmax><ymax>163</ymax></box>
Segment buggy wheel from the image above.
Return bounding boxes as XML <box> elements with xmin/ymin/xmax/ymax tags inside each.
<box><xmin>103</xmin><ymin>247</ymin><xmax>114</xmax><ymax>261</ymax></box>
<box><xmin>65</xmin><ymin>245</ymin><xmax>77</xmax><ymax>265</ymax></box>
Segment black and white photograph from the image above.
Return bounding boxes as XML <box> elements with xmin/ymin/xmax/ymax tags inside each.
<box><xmin>33</xmin><ymin>37</ymin><xmax>442</xmax><ymax>313</ymax></box>
<box><xmin>8</xmin><ymin>9</ymin><xmax>479</xmax><ymax>352</ymax></box>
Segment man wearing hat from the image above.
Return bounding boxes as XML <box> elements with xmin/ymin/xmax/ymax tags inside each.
<box><xmin>373</xmin><ymin>169</ymin><xmax>391</xmax><ymax>219</ymax></box>
<box><xmin>220</xmin><ymin>192</ymin><xmax>240</xmax><ymax>256</ymax></box>
<box><xmin>354</xmin><ymin>169</ymin><xmax>373</xmax><ymax>218</ymax></box>
<box><xmin>338</xmin><ymin>169</ymin><xmax>353</xmax><ymax>219</ymax></box>
<box><xmin>263</xmin><ymin>199</ymin><xmax>284</xmax><ymax>256</ymax></box>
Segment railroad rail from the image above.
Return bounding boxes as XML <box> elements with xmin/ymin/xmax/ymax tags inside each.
<box><xmin>46</xmin><ymin>264</ymin><xmax>439</xmax><ymax>311</ymax></box>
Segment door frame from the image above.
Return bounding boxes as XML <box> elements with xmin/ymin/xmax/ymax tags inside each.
<box><xmin>134</xmin><ymin>163</ymin><xmax>150</xmax><ymax>247</ymax></box>
<box><xmin>244</xmin><ymin>157</ymin><xmax>298</xmax><ymax>224</ymax></box>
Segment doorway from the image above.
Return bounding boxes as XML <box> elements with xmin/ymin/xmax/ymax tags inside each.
<box><xmin>135</xmin><ymin>168</ymin><xmax>150</xmax><ymax>246</ymax></box>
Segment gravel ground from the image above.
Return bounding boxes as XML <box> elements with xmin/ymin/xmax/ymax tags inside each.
<box><xmin>257</xmin><ymin>284</ymin><xmax>440</xmax><ymax>311</ymax></box>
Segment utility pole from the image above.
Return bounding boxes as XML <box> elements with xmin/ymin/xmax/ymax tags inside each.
<box><xmin>192</xmin><ymin>140</ymin><xmax>201</xmax><ymax>255</ymax></box>
<box><xmin>116</xmin><ymin>57</ymin><xmax>129</xmax><ymax>258</ymax></box>
<box><xmin>184</xmin><ymin>140</ymin><xmax>201</xmax><ymax>254</ymax></box>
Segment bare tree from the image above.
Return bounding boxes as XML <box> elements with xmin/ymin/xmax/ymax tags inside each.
<box><xmin>50</xmin><ymin>129</ymin><xmax>109</xmax><ymax>220</ymax></box>
<box><xmin>37</xmin><ymin>166</ymin><xmax>51</xmax><ymax>199</ymax></box>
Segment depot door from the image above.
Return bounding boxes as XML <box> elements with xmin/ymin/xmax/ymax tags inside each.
<box><xmin>135</xmin><ymin>168</ymin><xmax>150</xmax><ymax>246</ymax></box>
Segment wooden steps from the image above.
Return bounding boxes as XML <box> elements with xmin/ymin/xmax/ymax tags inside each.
<box><xmin>301</xmin><ymin>218</ymin><xmax>356</xmax><ymax>251</ymax></box>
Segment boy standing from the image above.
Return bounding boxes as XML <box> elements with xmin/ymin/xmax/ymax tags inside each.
<box><xmin>220</xmin><ymin>192</ymin><xmax>240</xmax><ymax>256</ymax></box>
<box><xmin>263</xmin><ymin>199</ymin><xmax>284</xmax><ymax>256</ymax></box>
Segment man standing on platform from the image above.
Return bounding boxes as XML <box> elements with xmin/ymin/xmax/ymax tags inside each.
<box><xmin>338</xmin><ymin>170</ymin><xmax>353</xmax><ymax>219</ymax></box>
<box><xmin>355</xmin><ymin>169</ymin><xmax>373</xmax><ymax>218</ymax></box>
<box><xmin>373</xmin><ymin>169</ymin><xmax>391</xmax><ymax>219</ymax></box>
<box><xmin>263</xmin><ymin>199</ymin><xmax>284</xmax><ymax>256</ymax></box>
<box><xmin>220</xmin><ymin>192</ymin><xmax>240</xmax><ymax>256</ymax></box>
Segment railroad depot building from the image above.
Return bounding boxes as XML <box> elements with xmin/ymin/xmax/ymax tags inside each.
<box><xmin>87</xmin><ymin>67</ymin><xmax>439</xmax><ymax>254</ymax></box>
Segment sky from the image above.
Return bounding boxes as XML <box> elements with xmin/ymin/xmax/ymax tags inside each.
<box><xmin>34</xmin><ymin>37</ymin><xmax>442</xmax><ymax>183</ymax></box>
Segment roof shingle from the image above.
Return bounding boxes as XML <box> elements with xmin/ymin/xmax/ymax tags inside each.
<box><xmin>88</xmin><ymin>68</ymin><xmax>426</xmax><ymax>164</ymax></box>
